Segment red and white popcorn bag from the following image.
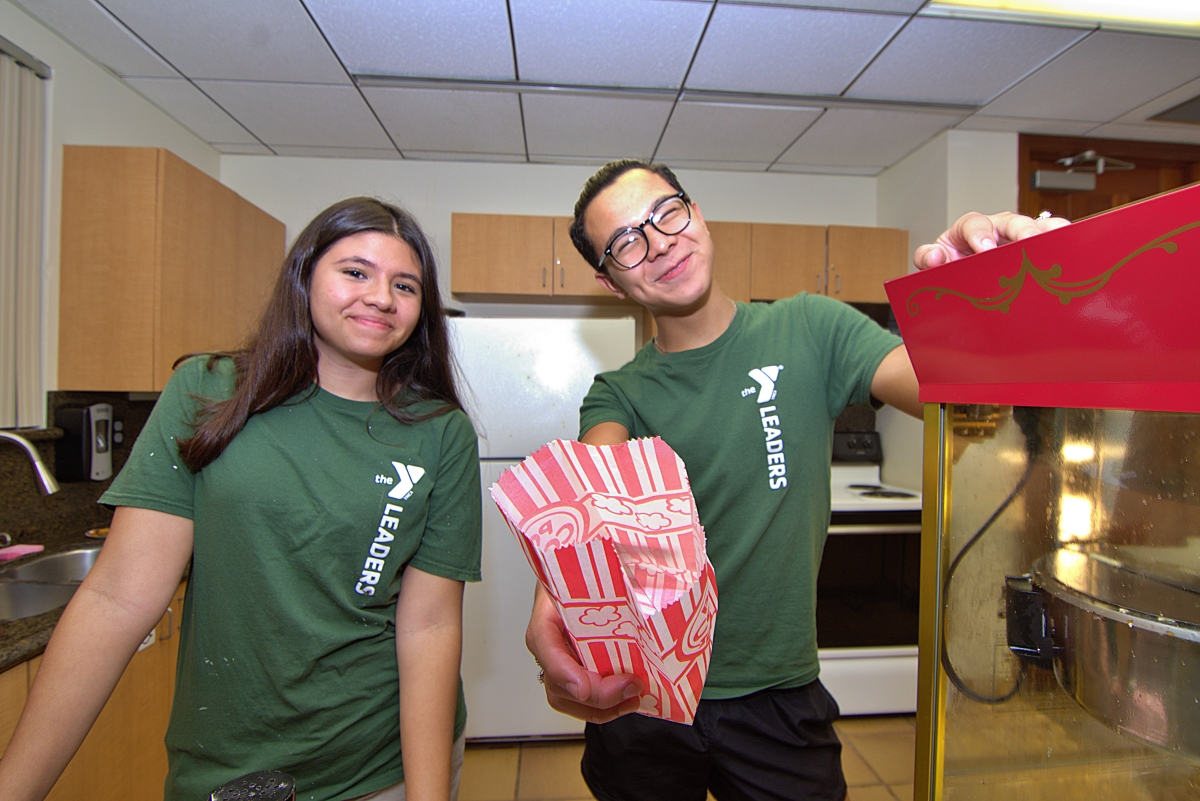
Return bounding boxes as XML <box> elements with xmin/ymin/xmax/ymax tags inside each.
<box><xmin>491</xmin><ymin>437</ymin><xmax>717</xmax><ymax>724</ymax></box>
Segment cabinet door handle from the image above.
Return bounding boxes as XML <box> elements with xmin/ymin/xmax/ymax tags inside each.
<box><xmin>835</xmin><ymin>274</ymin><xmax>841</xmax><ymax>294</ymax></box>
<box><xmin>160</xmin><ymin>605</ymin><xmax>174</xmax><ymax>640</ymax></box>
<box><xmin>816</xmin><ymin>273</ymin><xmax>823</xmax><ymax>293</ymax></box>
<box><xmin>560</xmin><ymin>267</ymin><xmax>565</xmax><ymax>288</ymax></box>
<box><xmin>542</xmin><ymin>267</ymin><xmax>547</xmax><ymax>287</ymax></box>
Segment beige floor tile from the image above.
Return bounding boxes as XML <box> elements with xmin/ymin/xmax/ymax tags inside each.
<box><xmin>847</xmin><ymin>786</ymin><xmax>900</xmax><ymax>801</ymax></box>
<box><xmin>888</xmin><ymin>783</ymin><xmax>914</xmax><ymax>801</ymax></box>
<box><xmin>841</xmin><ymin>739</ymin><xmax>882</xmax><ymax>787</ymax></box>
<box><xmin>460</xmin><ymin>745</ymin><xmax>520</xmax><ymax>801</ymax></box>
<box><xmin>836</xmin><ymin>715</ymin><xmax>917</xmax><ymax>735</ymax></box>
<box><xmin>516</xmin><ymin>742</ymin><xmax>593</xmax><ymax>801</ymax></box>
<box><xmin>841</xmin><ymin>728</ymin><xmax>915</xmax><ymax>785</ymax></box>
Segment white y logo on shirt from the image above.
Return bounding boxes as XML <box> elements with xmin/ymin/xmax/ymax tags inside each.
<box><xmin>747</xmin><ymin>365</ymin><xmax>783</xmax><ymax>403</ymax></box>
<box><xmin>388</xmin><ymin>462</ymin><xmax>426</xmax><ymax>500</ymax></box>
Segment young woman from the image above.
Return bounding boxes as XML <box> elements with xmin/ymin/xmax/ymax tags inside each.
<box><xmin>0</xmin><ymin>198</ymin><xmax>482</xmax><ymax>801</ymax></box>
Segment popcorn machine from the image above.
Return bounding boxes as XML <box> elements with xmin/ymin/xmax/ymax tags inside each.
<box><xmin>886</xmin><ymin>183</ymin><xmax>1200</xmax><ymax>800</ymax></box>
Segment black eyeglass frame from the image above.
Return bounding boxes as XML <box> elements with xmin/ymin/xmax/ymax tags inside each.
<box><xmin>597</xmin><ymin>192</ymin><xmax>691</xmax><ymax>270</ymax></box>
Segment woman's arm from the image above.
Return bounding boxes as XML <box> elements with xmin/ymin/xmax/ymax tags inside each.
<box><xmin>0</xmin><ymin>506</ymin><xmax>193</xmax><ymax>801</ymax></box>
<box><xmin>395</xmin><ymin>565</ymin><xmax>464</xmax><ymax>801</ymax></box>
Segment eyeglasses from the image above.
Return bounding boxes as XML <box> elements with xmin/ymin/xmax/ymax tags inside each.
<box><xmin>598</xmin><ymin>192</ymin><xmax>691</xmax><ymax>270</ymax></box>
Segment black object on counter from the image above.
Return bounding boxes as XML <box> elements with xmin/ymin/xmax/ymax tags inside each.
<box><xmin>210</xmin><ymin>770</ymin><xmax>295</xmax><ymax>801</ymax></box>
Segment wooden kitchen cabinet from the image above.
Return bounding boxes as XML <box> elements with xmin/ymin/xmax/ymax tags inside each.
<box><xmin>451</xmin><ymin>213</ymin><xmax>620</xmax><ymax>300</ymax></box>
<box><xmin>0</xmin><ymin>659</ymin><xmax>28</xmax><ymax>756</ymax></box>
<box><xmin>826</xmin><ymin>225</ymin><xmax>908</xmax><ymax>304</ymax></box>
<box><xmin>748</xmin><ymin>223</ymin><xmax>826</xmax><ymax>301</ymax></box>
<box><xmin>34</xmin><ymin>583</ymin><xmax>185</xmax><ymax>801</ymax></box>
<box><xmin>707</xmin><ymin>221</ymin><xmax>752</xmax><ymax>303</ymax></box>
<box><xmin>59</xmin><ymin>146</ymin><xmax>285</xmax><ymax>391</ymax></box>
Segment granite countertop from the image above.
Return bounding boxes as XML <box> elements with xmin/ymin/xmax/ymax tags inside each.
<box><xmin>0</xmin><ymin>538</ymin><xmax>101</xmax><ymax>674</ymax></box>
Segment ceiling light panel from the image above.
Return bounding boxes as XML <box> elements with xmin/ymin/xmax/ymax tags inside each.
<box><xmin>686</xmin><ymin>4</ymin><xmax>907</xmax><ymax>96</ymax></box>
<box><xmin>11</xmin><ymin>0</ymin><xmax>177</xmax><ymax>77</ymax></box>
<box><xmin>362</xmin><ymin>88</ymin><xmax>525</xmax><ymax>156</ymax></box>
<box><xmin>847</xmin><ymin>17</ymin><xmax>1086</xmax><ymax>104</ymax></box>
<box><xmin>930</xmin><ymin>0</ymin><xmax>1200</xmax><ymax>30</ymax></box>
<box><xmin>194</xmin><ymin>82</ymin><xmax>393</xmax><ymax>149</ymax></box>
<box><xmin>521</xmin><ymin>93</ymin><xmax>673</xmax><ymax>159</ymax></box>
<box><xmin>509</xmin><ymin>0</ymin><xmax>711</xmax><ymax>87</ymax></box>
<box><xmin>722</xmin><ymin>0</ymin><xmax>926</xmax><ymax>11</ymax></box>
<box><xmin>269</xmin><ymin>146</ymin><xmax>402</xmax><ymax>159</ymax></box>
<box><xmin>1113</xmin><ymin>75</ymin><xmax>1200</xmax><ymax>124</ymax></box>
<box><xmin>776</xmin><ymin>107</ymin><xmax>963</xmax><ymax>168</ymax></box>
<box><xmin>978</xmin><ymin>30</ymin><xmax>1200</xmax><ymax>122</ymax></box>
<box><xmin>657</xmin><ymin>101</ymin><xmax>822</xmax><ymax>163</ymax></box>
<box><xmin>1088</xmin><ymin>121</ymin><xmax>1200</xmax><ymax>144</ymax></box>
<box><xmin>306</xmin><ymin>0</ymin><xmax>515</xmax><ymax>81</ymax></box>
<box><xmin>99</xmin><ymin>0</ymin><xmax>348</xmax><ymax>83</ymax></box>
<box><xmin>953</xmin><ymin>114</ymin><xmax>1095</xmax><ymax>135</ymax></box>
<box><xmin>123</xmin><ymin>77</ymin><xmax>259</xmax><ymax>143</ymax></box>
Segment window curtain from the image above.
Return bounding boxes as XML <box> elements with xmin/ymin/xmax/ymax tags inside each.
<box><xmin>0</xmin><ymin>45</ymin><xmax>47</xmax><ymax>428</ymax></box>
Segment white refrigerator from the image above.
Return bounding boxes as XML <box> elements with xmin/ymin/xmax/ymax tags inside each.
<box><xmin>449</xmin><ymin>317</ymin><xmax>638</xmax><ymax>740</ymax></box>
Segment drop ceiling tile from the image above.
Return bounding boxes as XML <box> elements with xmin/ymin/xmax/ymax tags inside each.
<box><xmin>194</xmin><ymin>82</ymin><xmax>393</xmax><ymax>148</ymax></box>
<box><xmin>361</xmin><ymin>87</ymin><xmax>525</xmax><ymax>156</ymax></box>
<box><xmin>11</xmin><ymin>0</ymin><xmax>177</xmax><ymax>77</ymax></box>
<box><xmin>686</xmin><ymin>5</ymin><xmax>906</xmax><ymax>96</ymax></box>
<box><xmin>723</xmin><ymin>0</ymin><xmax>925</xmax><ymax>11</ymax></box>
<box><xmin>776</xmin><ymin>107</ymin><xmax>962</xmax><ymax>168</ymax></box>
<box><xmin>1086</xmin><ymin>122</ymin><xmax>1200</xmax><ymax>146</ymax></box>
<box><xmin>1113</xmin><ymin>76</ymin><xmax>1200</xmax><ymax>124</ymax></box>
<box><xmin>270</xmin><ymin>146</ymin><xmax>401</xmax><ymax>159</ymax></box>
<box><xmin>657</xmin><ymin>101</ymin><xmax>821</xmax><ymax>163</ymax></box>
<box><xmin>954</xmin><ymin>114</ymin><xmax>1095</xmax><ymax>136</ymax></box>
<box><xmin>510</xmin><ymin>0</ymin><xmax>710</xmax><ymax>87</ymax></box>
<box><xmin>979</xmin><ymin>30</ymin><xmax>1200</xmax><ymax>123</ymax></box>
<box><xmin>123</xmin><ymin>77</ymin><xmax>259</xmax><ymax>144</ymax></box>
<box><xmin>521</xmin><ymin>94</ymin><xmax>673</xmax><ymax>160</ymax></box>
<box><xmin>213</xmin><ymin>143</ymin><xmax>274</xmax><ymax>155</ymax></box>
<box><xmin>306</xmin><ymin>0</ymin><xmax>514</xmax><ymax>81</ymax></box>
<box><xmin>847</xmin><ymin>17</ymin><xmax>1086</xmax><ymax>104</ymax></box>
<box><xmin>99</xmin><ymin>0</ymin><xmax>348</xmax><ymax>83</ymax></box>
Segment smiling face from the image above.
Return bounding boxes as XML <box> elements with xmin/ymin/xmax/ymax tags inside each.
<box><xmin>308</xmin><ymin>231</ymin><xmax>423</xmax><ymax>387</ymax></box>
<box><xmin>584</xmin><ymin>169</ymin><xmax>714</xmax><ymax>314</ymax></box>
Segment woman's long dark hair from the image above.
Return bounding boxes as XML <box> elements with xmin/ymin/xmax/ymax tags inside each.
<box><xmin>177</xmin><ymin>197</ymin><xmax>461</xmax><ymax>471</ymax></box>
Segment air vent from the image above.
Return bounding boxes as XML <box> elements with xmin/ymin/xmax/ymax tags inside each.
<box><xmin>1150</xmin><ymin>94</ymin><xmax>1200</xmax><ymax>126</ymax></box>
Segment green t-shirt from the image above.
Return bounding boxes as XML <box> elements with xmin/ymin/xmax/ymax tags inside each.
<box><xmin>100</xmin><ymin>356</ymin><xmax>482</xmax><ymax>801</ymax></box>
<box><xmin>579</xmin><ymin>293</ymin><xmax>901</xmax><ymax>699</ymax></box>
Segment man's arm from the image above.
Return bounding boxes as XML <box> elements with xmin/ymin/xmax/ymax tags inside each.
<box><xmin>524</xmin><ymin>421</ymin><xmax>644</xmax><ymax>723</ymax></box>
<box><xmin>871</xmin><ymin>345</ymin><xmax>921</xmax><ymax>419</ymax></box>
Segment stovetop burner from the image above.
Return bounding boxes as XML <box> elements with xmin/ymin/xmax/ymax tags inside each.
<box><xmin>830</xmin><ymin>464</ymin><xmax>922</xmax><ymax>513</ymax></box>
<box><xmin>859</xmin><ymin>489</ymin><xmax>918</xmax><ymax>499</ymax></box>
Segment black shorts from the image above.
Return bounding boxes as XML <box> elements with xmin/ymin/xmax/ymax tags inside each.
<box><xmin>581</xmin><ymin>679</ymin><xmax>847</xmax><ymax>801</ymax></box>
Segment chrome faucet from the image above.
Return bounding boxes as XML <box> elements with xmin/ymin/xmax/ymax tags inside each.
<box><xmin>0</xmin><ymin>431</ymin><xmax>60</xmax><ymax>495</ymax></box>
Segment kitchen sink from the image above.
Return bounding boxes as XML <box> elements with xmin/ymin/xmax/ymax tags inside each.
<box><xmin>0</xmin><ymin>544</ymin><xmax>102</xmax><ymax>620</ymax></box>
<box><xmin>0</xmin><ymin>582</ymin><xmax>80</xmax><ymax>620</ymax></box>
<box><xmin>0</xmin><ymin>545</ymin><xmax>101</xmax><ymax>584</ymax></box>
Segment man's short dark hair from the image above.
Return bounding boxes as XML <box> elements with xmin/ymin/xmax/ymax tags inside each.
<box><xmin>570</xmin><ymin>160</ymin><xmax>689</xmax><ymax>273</ymax></box>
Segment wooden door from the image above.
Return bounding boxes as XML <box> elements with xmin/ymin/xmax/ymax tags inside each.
<box><xmin>1020</xmin><ymin>134</ymin><xmax>1200</xmax><ymax>221</ymax></box>
<box><xmin>707</xmin><ymin>221</ymin><xmax>752</xmax><ymax>303</ymax></box>
<box><xmin>451</xmin><ymin>213</ymin><xmax>553</xmax><ymax>297</ymax></box>
<box><xmin>826</xmin><ymin>225</ymin><xmax>907</xmax><ymax>304</ymax></box>
<box><xmin>552</xmin><ymin>216</ymin><xmax>609</xmax><ymax>298</ymax></box>
<box><xmin>59</xmin><ymin>146</ymin><xmax>160</xmax><ymax>390</ymax></box>
<box><xmin>749</xmin><ymin>223</ymin><xmax>825</xmax><ymax>301</ymax></box>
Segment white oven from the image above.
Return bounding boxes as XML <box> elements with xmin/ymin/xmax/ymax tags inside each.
<box><xmin>817</xmin><ymin>461</ymin><xmax>921</xmax><ymax>715</ymax></box>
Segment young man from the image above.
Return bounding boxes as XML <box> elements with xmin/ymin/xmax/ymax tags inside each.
<box><xmin>526</xmin><ymin>159</ymin><xmax>1064</xmax><ymax>801</ymax></box>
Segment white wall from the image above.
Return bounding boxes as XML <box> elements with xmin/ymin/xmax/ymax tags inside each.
<box><xmin>3</xmin><ymin>0</ymin><xmax>218</xmax><ymax>411</ymax></box>
<box><xmin>874</xmin><ymin>129</ymin><xmax>1019</xmax><ymax>490</ymax></box>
